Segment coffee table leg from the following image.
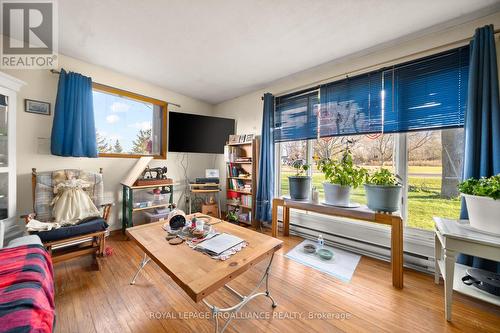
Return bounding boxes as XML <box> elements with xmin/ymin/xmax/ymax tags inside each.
<box><xmin>202</xmin><ymin>252</ymin><xmax>277</xmax><ymax>333</ymax></box>
<box><xmin>130</xmin><ymin>253</ymin><xmax>151</xmax><ymax>285</ymax></box>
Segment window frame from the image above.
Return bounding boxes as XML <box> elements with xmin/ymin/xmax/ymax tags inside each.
<box><xmin>275</xmin><ymin>128</ymin><xmax>463</xmax><ymax>239</ymax></box>
<box><xmin>92</xmin><ymin>83</ymin><xmax>168</xmax><ymax>159</ymax></box>
<box><xmin>276</xmin><ymin>136</ymin><xmax>427</xmax><ymax>237</ymax></box>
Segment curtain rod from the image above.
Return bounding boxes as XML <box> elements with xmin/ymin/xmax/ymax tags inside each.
<box><xmin>263</xmin><ymin>28</ymin><xmax>500</xmax><ymax>100</ymax></box>
<box><xmin>49</xmin><ymin>69</ymin><xmax>181</xmax><ymax>108</ymax></box>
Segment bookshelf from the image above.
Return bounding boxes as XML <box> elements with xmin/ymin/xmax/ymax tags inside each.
<box><xmin>225</xmin><ymin>137</ymin><xmax>259</xmax><ymax>227</ymax></box>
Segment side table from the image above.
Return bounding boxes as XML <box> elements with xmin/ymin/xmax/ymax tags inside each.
<box><xmin>433</xmin><ymin>217</ymin><xmax>500</xmax><ymax>321</ymax></box>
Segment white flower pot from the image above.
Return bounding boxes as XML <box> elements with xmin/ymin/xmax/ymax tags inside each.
<box><xmin>323</xmin><ymin>182</ymin><xmax>351</xmax><ymax>206</ymax></box>
<box><xmin>462</xmin><ymin>193</ymin><xmax>500</xmax><ymax>234</ymax></box>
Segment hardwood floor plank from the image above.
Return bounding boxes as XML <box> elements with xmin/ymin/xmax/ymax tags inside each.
<box><xmin>62</xmin><ymin>258</ymin><xmax>98</xmax><ymax>333</ymax></box>
<box><xmin>53</xmin><ymin>263</ymin><xmax>79</xmax><ymax>333</ymax></box>
<box><xmin>52</xmin><ymin>232</ymin><xmax>500</xmax><ymax>333</ymax></box>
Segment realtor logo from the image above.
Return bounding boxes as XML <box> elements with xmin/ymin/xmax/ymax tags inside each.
<box><xmin>1</xmin><ymin>0</ymin><xmax>58</xmax><ymax>69</ymax></box>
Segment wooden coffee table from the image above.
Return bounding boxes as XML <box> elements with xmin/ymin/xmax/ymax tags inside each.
<box><xmin>126</xmin><ymin>214</ymin><xmax>283</xmax><ymax>333</ymax></box>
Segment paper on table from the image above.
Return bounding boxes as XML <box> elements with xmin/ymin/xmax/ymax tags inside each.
<box><xmin>194</xmin><ymin>233</ymin><xmax>245</xmax><ymax>255</ymax></box>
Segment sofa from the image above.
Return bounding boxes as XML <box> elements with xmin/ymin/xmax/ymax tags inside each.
<box><xmin>0</xmin><ymin>235</ymin><xmax>55</xmax><ymax>333</ymax></box>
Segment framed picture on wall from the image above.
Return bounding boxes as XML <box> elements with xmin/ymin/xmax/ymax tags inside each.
<box><xmin>25</xmin><ymin>99</ymin><xmax>51</xmax><ymax>116</ymax></box>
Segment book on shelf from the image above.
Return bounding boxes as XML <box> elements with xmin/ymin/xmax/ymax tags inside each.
<box><xmin>226</xmin><ymin>163</ymin><xmax>241</xmax><ymax>177</ymax></box>
<box><xmin>227</xmin><ymin>178</ymin><xmax>246</xmax><ymax>190</ymax></box>
<box><xmin>240</xmin><ymin>194</ymin><xmax>252</xmax><ymax>207</ymax></box>
<box><xmin>235</xmin><ymin>157</ymin><xmax>252</xmax><ymax>163</ymax></box>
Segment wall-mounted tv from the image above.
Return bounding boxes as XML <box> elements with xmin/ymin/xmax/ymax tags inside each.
<box><xmin>168</xmin><ymin>112</ymin><xmax>235</xmax><ymax>154</ymax></box>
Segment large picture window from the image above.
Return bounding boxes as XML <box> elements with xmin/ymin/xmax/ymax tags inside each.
<box><xmin>93</xmin><ymin>84</ymin><xmax>167</xmax><ymax>158</ymax></box>
<box><xmin>274</xmin><ymin>46</ymin><xmax>469</xmax><ymax>231</ymax></box>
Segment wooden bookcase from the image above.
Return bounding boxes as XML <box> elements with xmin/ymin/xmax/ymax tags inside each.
<box><xmin>225</xmin><ymin>137</ymin><xmax>259</xmax><ymax>227</ymax></box>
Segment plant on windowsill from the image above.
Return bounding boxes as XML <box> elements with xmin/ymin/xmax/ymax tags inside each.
<box><xmin>364</xmin><ymin>168</ymin><xmax>402</xmax><ymax>213</ymax></box>
<box><xmin>317</xmin><ymin>149</ymin><xmax>367</xmax><ymax>207</ymax></box>
<box><xmin>458</xmin><ymin>174</ymin><xmax>500</xmax><ymax>234</ymax></box>
<box><xmin>288</xmin><ymin>159</ymin><xmax>311</xmax><ymax>200</ymax></box>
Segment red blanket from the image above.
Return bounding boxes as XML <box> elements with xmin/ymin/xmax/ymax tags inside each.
<box><xmin>0</xmin><ymin>244</ymin><xmax>55</xmax><ymax>333</ymax></box>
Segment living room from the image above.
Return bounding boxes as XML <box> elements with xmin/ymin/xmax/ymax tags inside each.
<box><xmin>0</xmin><ymin>1</ymin><xmax>500</xmax><ymax>332</ymax></box>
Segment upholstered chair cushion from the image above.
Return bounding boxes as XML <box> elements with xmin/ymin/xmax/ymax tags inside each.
<box><xmin>34</xmin><ymin>169</ymin><xmax>104</xmax><ymax>222</ymax></box>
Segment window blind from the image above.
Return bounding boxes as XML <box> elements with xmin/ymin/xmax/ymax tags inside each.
<box><xmin>382</xmin><ymin>46</ymin><xmax>469</xmax><ymax>133</ymax></box>
<box><xmin>272</xmin><ymin>45</ymin><xmax>469</xmax><ymax>142</ymax></box>
<box><xmin>274</xmin><ymin>91</ymin><xmax>319</xmax><ymax>142</ymax></box>
<box><xmin>318</xmin><ymin>71</ymin><xmax>383</xmax><ymax>137</ymax></box>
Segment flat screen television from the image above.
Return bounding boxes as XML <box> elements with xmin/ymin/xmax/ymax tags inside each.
<box><xmin>168</xmin><ymin>112</ymin><xmax>235</xmax><ymax>154</ymax></box>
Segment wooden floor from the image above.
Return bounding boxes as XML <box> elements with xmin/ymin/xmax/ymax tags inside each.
<box><xmin>54</xmin><ymin>231</ymin><xmax>500</xmax><ymax>333</ymax></box>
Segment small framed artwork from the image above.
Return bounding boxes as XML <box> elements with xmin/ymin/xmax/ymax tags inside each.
<box><xmin>238</xmin><ymin>135</ymin><xmax>246</xmax><ymax>143</ymax></box>
<box><xmin>25</xmin><ymin>99</ymin><xmax>51</xmax><ymax>116</ymax></box>
<box><xmin>245</xmin><ymin>134</ymin><xmax>254</xmax><ymax>142</ymax></box>
<box><xmin>229</xmin><ymin>134</ymin><xmax>239</xmax><ymax>144</ymax></box>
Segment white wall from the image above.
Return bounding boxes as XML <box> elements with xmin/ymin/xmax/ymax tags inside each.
<box><xmin>2</xmin><ymin>54</ymin><xmax>216</xmax><ymax>231</ymax></box>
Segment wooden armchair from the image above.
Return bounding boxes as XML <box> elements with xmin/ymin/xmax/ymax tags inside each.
<box><xmin>24</xmin><ymin>168</ymin><xmax>112</xmax><ymax>269</ymax></box>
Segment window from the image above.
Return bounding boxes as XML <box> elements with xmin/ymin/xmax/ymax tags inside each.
<box><xmin>405</xmin><ymin>129</ymin><xmax>463</xmax><ymax>230</ymax></box>
<box><xmin>279</xmin><ymin>140</ymin><xmax>307</xmax><ymax>196</ymax></box>
<box><xmin>274</xmin><ymin>46</ymin><xmax>469</xmax><ymax>232</ymax></box>
<box><xmin>92</xmin><ymin>83</ymin><xmax>167</xmax><ymax>158</ymax></box>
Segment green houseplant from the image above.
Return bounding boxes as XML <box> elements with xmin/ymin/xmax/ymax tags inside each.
<box><xmin>226</xmin><ymin>210</ymin><xmax>239</xmax><ymax>224</ymax></box>
<box><xmin>288</xmin><ymin>159</ymin><xmax>311</xmax><ymax>200</ymax></box>
<box><xmin>364</xmin><ymin>168</ymin><xmax>402</xmax><ymax>213</ymax></box>
<box><xmin>317</xmin><ymin>149</ymin><xmax>367</xmax><ymax>207</ymax></box>
<box><xmin>458</xmin><ymin>174</ymin><xmax>500</xmax><ymax>234</ymax></box>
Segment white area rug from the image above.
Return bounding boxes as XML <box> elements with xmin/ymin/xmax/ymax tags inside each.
<box><xmin>285</xmin><ymin>240</ymin><xmax>361</xmax><ymax>282</ymax></box>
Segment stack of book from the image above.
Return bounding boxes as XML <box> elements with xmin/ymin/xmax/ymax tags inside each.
<box><xmin>235</xmin><ymin>157</ymin><xmax>252</xmax><ymax>163</ymax></box>
<box><xmin>228</xmin><ymin>178</ymin><xmax>246</xmax><ymax>190</ymax></box>
<box><xmin>241</xmin><ymin>194</ymin><xmax>252</xmax><ymax>207</ymax></box>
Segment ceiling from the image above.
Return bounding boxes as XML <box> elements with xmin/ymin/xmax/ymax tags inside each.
<box><xmin>59</xmin><ymin>0</ymin><xmax>500</xmax><ymax>104</ymax></box>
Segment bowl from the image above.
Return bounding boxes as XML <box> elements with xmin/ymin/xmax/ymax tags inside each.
<box><xmin>303</xmin><ymin>243</ymin><xmax>317</xmax><ymax>253</ymax></box>
<box><xmin>187</xmin><ymin>224</ymin><xmax>213</xmax><ymax>239</ymax></box>
<box><xmin>317</xmin><ymin>248</ymin><xmax>334</xmax><ymax>260</ymax></box>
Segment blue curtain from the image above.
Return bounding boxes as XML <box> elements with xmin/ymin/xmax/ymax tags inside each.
<box><xmin>457</xmin><ymin>25</ymin><xmax>500</xmax><ymax>273</ymax></box>
<box><xmin>51</xmin><ymin>69</ymin><xmax>97</xmax><ymax>157</ymax></box>
<box><xmin>255</xmin><ymin>93</ymin><xmax>275</xmax><ymax>222</ymax></box>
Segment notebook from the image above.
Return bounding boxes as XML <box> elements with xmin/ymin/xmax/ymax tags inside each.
<box><xmin>195</xmin><ymin>233</ymin><xmax>245</xmax><ymax>255</ymax></box>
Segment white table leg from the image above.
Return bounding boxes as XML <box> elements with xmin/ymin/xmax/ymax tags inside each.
<box><xmin>130</xmin><ymin>253</ymin><xmax>151</xmax><ymax>285</ymax></box>
<box><xmin>202</xmin><ymin>253</ymin><xmax>277</xmax><ymax>333</ymax></box>
<box><xmin>434</xmin><ymin>233</ymin><xmax>442</xmax><ymax>284</ymax></box>
<box><xmin>444</xmin><ymin>249</ymin><xmax>456</xmax><ymax>321</ymax></box>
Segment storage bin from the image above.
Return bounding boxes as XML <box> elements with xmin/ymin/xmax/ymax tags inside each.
<box><xmin>143</xmin><ymin>210</ymin><xmax>169</xmax><ymax>223</ymax></box>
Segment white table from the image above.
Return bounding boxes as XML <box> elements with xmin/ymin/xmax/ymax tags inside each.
<box><xmin>433</xmin><ymin>217</ymin><xmax>500</xmax><ymax>321</ymax></box>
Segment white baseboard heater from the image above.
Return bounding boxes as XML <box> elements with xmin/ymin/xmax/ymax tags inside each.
<box><xmin>273</xmin><ymin>220</ymin><xmax>435</xmax><ymax>274</ymax></box>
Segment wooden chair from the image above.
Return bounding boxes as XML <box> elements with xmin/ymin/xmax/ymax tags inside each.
<box><xmin>24</xmin><ymin>168</ymin><xmax>112</xmax><ymax>269</ymax></box>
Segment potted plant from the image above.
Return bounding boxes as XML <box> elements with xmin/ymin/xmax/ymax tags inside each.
<box><xmin>364</xmin><ymin>168</ymin><xmax>402</xmax><ymax>213</ymax></box>
<box><xmin>458</xmin><ymin>174</ymin><xmax>500</xmax><ymax>234</ymax></box>
<box><xmin>227</xmin><ymin>210</ymin><xmax>239</xmax><ymax>224</ymax></box>
<box><xmin>317</xmin><ymin>150</ymin><xmax>367</xmax><ymax>207</ymax></box>
<box><xmin>288</xmin><ymin>159</ymin><xmax>311</xmax><ymax>200</ymax></box>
